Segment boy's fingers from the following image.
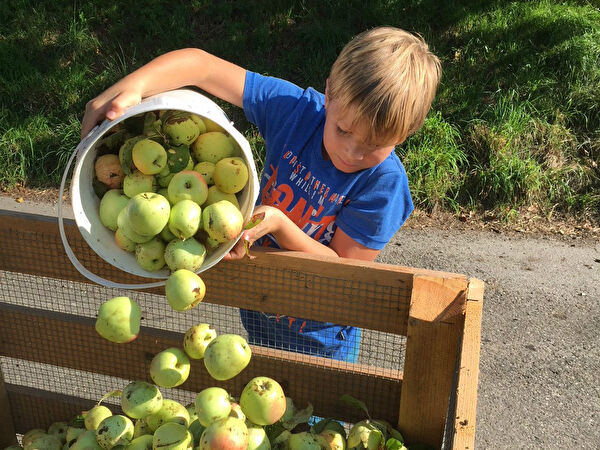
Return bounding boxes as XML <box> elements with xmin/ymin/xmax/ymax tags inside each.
<box><xmin>80</xmin><ymin>91</ymin><xmax>141</xmax><ymax>138</ymax></box>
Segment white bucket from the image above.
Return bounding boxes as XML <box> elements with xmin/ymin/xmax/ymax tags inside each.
<box><xmin>58</xmin><ymin>89</ymin><xmax>259</xmax><ymax>289</ymax></box>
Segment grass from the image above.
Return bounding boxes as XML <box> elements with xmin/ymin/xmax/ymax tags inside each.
<box><xmin>1</xmin><ymin>0</ymin><xmax>598</xmax><ymax>222</ymax></box>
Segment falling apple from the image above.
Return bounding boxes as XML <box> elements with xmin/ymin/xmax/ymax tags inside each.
<box><xmin>149</xmin><ymin>347</ymin><xmax>191</xmax><ymax>388</ymax></box>
<box><xmin>183</xmin><ymin>323</ymin><xmax>217</xmax><ymax>359</ymax></box>
<box><xmin>164</xmin><ymin>237</ymin><xmax>207</xmax><ymax>272</ymax></box>
<box><xmin>165</xmin><ymin>269</ymin><xmax>206</xmax><ymax>312</ymax></box>
<box><xmin>203</xmin><ymin>334</ymin><xmax>251</xmax><ymax>381</ymax></box>
<box><xmin>95</xmin><ymin>297</ymin><xmax>141</xmax><ymax>344</ymax></box>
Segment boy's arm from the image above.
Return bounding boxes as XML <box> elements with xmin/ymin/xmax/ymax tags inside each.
<box><xmin>225</xmin><ymin>205</ymin><xmax>380</xmax><ymax>262</ymax></box>
<box><xmin>81</xmin><ymin>49</ymin><xmax>246</xmax><ymax>137</ymax></box>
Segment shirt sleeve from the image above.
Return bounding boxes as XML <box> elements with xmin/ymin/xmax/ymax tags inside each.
<box><xmin>335</xmin><ymin>168</ymin><xmax>414</xmax><ymax>250</ymax></box>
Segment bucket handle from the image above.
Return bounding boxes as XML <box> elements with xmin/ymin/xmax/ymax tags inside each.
<box><xmin>58</xmin><ymin>126</ymin><xmax>167</xmax><ymax>290</ymax></box>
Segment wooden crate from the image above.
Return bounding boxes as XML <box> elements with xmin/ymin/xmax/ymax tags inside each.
<box><xmin>0</xmin><ymin>209</ymin><xmax>483</xmax><ymax>449</ymax></box>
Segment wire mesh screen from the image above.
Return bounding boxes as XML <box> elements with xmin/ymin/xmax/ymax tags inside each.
<box><xmin>0</xmin><ymin>211</ymin><xmax>412</xmax><ymax>437</ymax></box>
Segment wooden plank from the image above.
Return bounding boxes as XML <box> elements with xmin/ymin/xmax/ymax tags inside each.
<box><xmin>451</xmin><ymin>278</ymin><xmax>484</xmax><ymax>450</ymax></box>
<box><xmin>397</xmin><ymin>275</ymin><xmax>468</xmax><ymax>448</ymax></box>
<box><xmin>0</xmin><ymin>209</ymin><xmax>469</xmax><ymax>335</ymax></box>
<box><xmin>0</xmin><ymin>303</ymin><xmax>403</xmax><ymax>425</ymax></box>
<box><xmin>0</xmin><ymin>366</ymin><xmax>18</xmax><ymax>447</ymax></box>
<box><xmin>6</xmin><ymin>384</ymin><xmax>98</xmax><ymax>435</ymax></box>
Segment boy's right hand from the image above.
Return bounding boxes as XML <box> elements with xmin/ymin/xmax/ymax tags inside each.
<box><xmin>81</xmin><ymin>87</ymin><xmax>142</xmax><ymax>138</ymax></box>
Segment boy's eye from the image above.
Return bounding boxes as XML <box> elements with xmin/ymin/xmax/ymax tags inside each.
<box><xmin>336</xmin><ymin>126</ymin><xmax>349</xmax><ymax>135</ymax></box>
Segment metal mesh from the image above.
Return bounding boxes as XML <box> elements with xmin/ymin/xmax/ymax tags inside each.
<box><xmin>0</xmin><ymin>213</ymin><xmax>411</xmax><ymax>437</ymax></box>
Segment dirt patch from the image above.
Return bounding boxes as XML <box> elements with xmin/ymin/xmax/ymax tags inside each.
<box><xmin>3</xmin><ymin>185</ymin><xmax>599</xmax><ymax>240</ymax></box>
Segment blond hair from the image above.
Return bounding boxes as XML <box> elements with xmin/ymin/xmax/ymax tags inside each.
<box><xmin>327</xmin><ymin>26</ymin><xmax>441</xmax><ymax>145</ymax></box>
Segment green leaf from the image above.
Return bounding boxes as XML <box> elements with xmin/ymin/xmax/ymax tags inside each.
<box><xmin>92</xmin><ymin>178</ymin><xmax>109</xmax><ymax>198</ymax></box>
<box><xmin>167</xmin><ymin>144</ymin><xmax>191</xmax><ymax>173</ymax></box>
<box><xmin>386</xmin><ymin>438</ymin><xmax>407</xmax><ymax>450</ymax></box>
<box><xmin>118</xmin><ymin>135</ymin><xmax>144</xmax><ymax>175</ymax></box>
<box><xmin>97</xmin><ymin>389</ymin><xmax>123</xmax><ymax>405</ymax></box>
<box><xmin>280</xmin><ymin>402</ymin><xmax>313</xmax><ymax>430</ymax></box>
<box><xmin>340</xmin><ymin>394</ymin><xmax>370</xmax><ymax>418</ymax></box>
<box><xmin>244</xmin><ymin>212</ymin><xmax>265</xmax><ymax>230</ymax></box>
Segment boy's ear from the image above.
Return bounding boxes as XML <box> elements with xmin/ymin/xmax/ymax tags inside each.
<box><xmin>324</xmin><ymin>78</ymin><xmax>330</xmax><ymax>108</ymax></box>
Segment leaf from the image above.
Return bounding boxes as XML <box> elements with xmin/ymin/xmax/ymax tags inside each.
<box><xmin>386</xmin><ymin>438</ymin><xmax>407</xmax><ymax>450</ymax></box>
<box><xmin>92</xmin><ymin>178</ymin><xmax>109</xmax><ymax>198</ymax></box>
<box><xmin>280</xmin><ymin>402</ymin><xmax>313</xmax><ymax>430</ymax></box>
<box><xmin>96</xmin><ymin>128</ymin><xmax>127</xmax><ymax>155</ymax></box>
<box><xmin>118</xmin><ymin>135</ymin><xmax>144</xmax><ymax>175</ymax></box>
<box><xmin>123</xmin><ymin>113</ymin><xmax>145</xmax><ymax>135</ymax></box>
<box><xmin>311</xmin><ymin>418</ymin><xmax>346</xmax><ymax>436</ymax></box>
<box><xmin>244</xmin><ymin>212</ymin><xmax>265</xmax><ymax>230</ymax></box>
<box><xmin>142</xmin><ymin>112</ymin><xmax>157</xmax><ymax>135</ymax></box>
<box><xmin>97</xmin><ymin>389</ymin><xmax>122</xmax><ymax>405</ymax></box>
<box><xmin>167</xmin><ymin>144</ymin><xmax>191</xmax><ymax>173</ymax></box>
<box><xmin>340</xmin><ymin>394</ymin><xmax>370</xmax><ymax>419</ymax></box>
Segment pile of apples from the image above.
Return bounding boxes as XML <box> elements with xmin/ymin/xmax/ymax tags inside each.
<box><xmin>93</xmin><ymin>109</ymin><xmax>251</xmax><ymax>274</ymax></box>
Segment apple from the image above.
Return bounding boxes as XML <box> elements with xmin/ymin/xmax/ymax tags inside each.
<box><xmin>165</xmin><ymin>269</ymin><xmax>206</xmax><ymax>311</ymax></box>
<box><xmin>158</xmin><ymin>187</ymin><xmax>172</xmax><ymax>204</ymax></box>
<box><xmin>125</xmin><ymin>434</ymin><xmax>154</xmax><ymax>450</ymax></box>
<box><xmin>240</xmin><ymin>377</ymin><xmax>286</xmax><ymax>426</ymax></box>
<box><xmin>126</xmin><ymin>192</ymin><xmax>170</xmax><ymax>236</ymax></box>
<box><xmin>168</xmin><ymin>199</ymin><xmax>202</xmax><ymax>240</ymax></box>
<box><xmin>288</xmin><ymin>432</ymin><xmax>322</xmax><ymax>450</ymax></box>
<box><xmin>121</xmin><ymin>381</ymin><xmax>163</xmax><ymax>419</ymax></box>
<box><xmin>229</xmin><ymin>402</ymin><xmax>246</xmax><ymax>422</ymax></box>
<box><xmin>115</xmin><ymin>228</ymin><xmax>136</xmax><ymax>252</ymax></box>
<box><xmin>99</xmin><ymin>189</ymin><xmax>129</xmax><ymax>231</ymax></box>
<box><xmin>164</xmin><ymin>237</ymin><xmax>206</xmax><ymax>272</ymax></box>
<box><xmin>70</xmin><ymin>430</ymin><xmax>102</xmax><ymax>450</ymax></box>
<box><xmin>190</xmin><ymin>114</ymin><xmax>208</xmax><ymax>133</ymax></box>
<box><xmin>133</xmin><ymin>418</ymin><xmax>152</xmax><ymax>438</ymax></box>
<box><xmin>247</xmin><ymin>425</ymin><xmax>271</xmax><ymax>450</ymax></box>
<box><xmin>149</xmin><ymin>347</ymin><xmax>191</xmax><ymax>388</ymax></box>
<box><xmin>213</xmin><ymin>157</ymin><xmax>249</xmax><ymax>194</ymax></box>
<box><xmin>203</xmin><ymin>117</ymin><xmax>227</xmax><ymax>133</ymax></box>
<box><xmin>194</xmin><ymin>161</ymin><xmax>215</xmax><ymax>185</ymax></box>
<box><xmin>157</xmin><ymin>166</ymin><xmax>175</xmax><ymax>188</ymax></box>
<box><xmin>163</xmin><ymin>114</ymin><xmax>201</xmax><ymax>146</ymax></box>
<box><xmin>203</xmin><ymin>334</ymin><xmax>251</xmax><ymax>381</ymax></box>
<box><xmin>167</xmin><ymin>170</ymin><xmax>208</xmax><ymax>205</ymax></box>
<box><xmin>153</xmin><ymin>422</ymin><xmax>193</xmax><ymax>450</ymax></box>
<box><xmin>194</xmin><ymin>386</ymin><xmax>232</xmax><ymax>428</ymax></box>
<box><xmin>117</xmin><ymin>208</ymin><xmax>154</xmax><ymax>244</ymax></box>
<box><xmin>123</xmin><ymin>170</ymin><xmax>157</xmax><ymax>198</ymax></box>
<box><xmin>199</xmin><ymin>416</ymin><xmax>248</xmax><ymax>450</ymax></box>
<box><xmin>204</xmin><ymin>185</ymin><xmax>240</xmax><ymax>208</ymax></box>
<box><xmin>95</xmin><ymin>415</ymin><xmax>134</xmax><ymax>449</ymax></box>
<box><xmin>132</xmin><ymin>139</ymin><xmax>168</xmax><ymax>175</ymax></box>
<box><xmin>66</xmin><ymin>426</ymin><xmax>86</xmax><ymax>446</ymax></box>
<box><xmin>95</xmin><ymin>154</ymin><xmax>125</xmax><ymax>189</ymax></box>
<box><xmin>145</xmin><ymin>398</ymin><xmax>190</xmax><ymax>432</ymax></box>
<box><xmin>346</xmin><ymin>421</ymin><xmax>382</xmax><ymax>450</ymax></box>
<box><xmin>47</xmin><ymin>421</ymin><xmax>68</xmax><ymax>443</ymax></box>
<box><xmin>319</xmin><ymin>429</ymin><xmax>346</xmax><ymax>450</ymax></box>
<box><xmin>186</xmin><ymin>402</ymin><xmax>206</xmax><ymax>444</ymax></box>
<box><xmin>183</xmin><ymin>323</ymin><xmax>217</xmax><ymax>359</ymax></box>
<box><xmin>84</xmin><ymin>405</ymin><xmax>112</xmax><ymax>431</ymax></box>
<box><xmin>191</xmin><ymin>131</ymin><xmax>235</xmax><ymax>164</ymax></box>
<box><xmin>202</xmin><ymin>200</ymin><xmax>244</xmax><ymax>243</ymax></box>
<box><xmin>95</xmin><ymin>296</ymin><xmax>141</xmax><ymax>344</ymax></box>
<box><xmin>135</xmin><ymin>236</ymin><xmax>166</xmax><ymax>271</ymax></box>
<box><xmin>22</xmin><ymin>429</ymin><xmax>47</xmax><ymax>448</ymax></box>
<box><xmin>25</xmin><ymin>434</ymin><xmax>62</xmax><ymax>450</ymax></box>
<box><xmin>159</xmin><ymin>223</ymin><xmax>177</xmax><ymax>243</ymax></box>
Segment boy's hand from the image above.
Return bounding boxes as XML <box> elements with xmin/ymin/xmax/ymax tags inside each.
<box><xmin>81</xmin><ymin>86</ymin><xmax>142</xmax><ymax>138</ymax></box>
<box><xmin>224</xmin><ymin>206</ymin><xmax>282</xmax><ymax>260</ymax></box>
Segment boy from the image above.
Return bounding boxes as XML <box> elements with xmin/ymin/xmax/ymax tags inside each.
<box><xmin>82</xmin><ymin>26</ymin><xmax>441</xmax><ymax>362</ymax></box>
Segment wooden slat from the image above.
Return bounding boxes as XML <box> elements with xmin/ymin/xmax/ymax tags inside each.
<box><xmin>0</xmin><ymin>303</ymin><xmax>403</xmax><ymax>425</ymax></box>
<box><xmin>452</xmin><ymin>278</ymin><xmax>484</xmax><ymax>449</ymax></box>
<box><xmin>6</xmin><ymin>384</ymin><xmax>98</xmax><ymax>435</ymax></box>
<box><xmin>397</xmin><ymin>275</ymin><xmax>468</xmax><ymax>448</ymax></box>
<box><xmin>0</xmin><ymin>210</ymin><xmax>463</xmax><ymax>335</ymax></box>
<box><xmin>0</xmin><ymin>366</ymin><xmax>18</xmax><ymax>447</ymax></box>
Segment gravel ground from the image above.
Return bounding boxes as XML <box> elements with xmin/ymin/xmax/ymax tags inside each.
<box><xmin>378</xmin><ymin>228</ymin><xmax>600</xmax><ymax>449</ymax></box>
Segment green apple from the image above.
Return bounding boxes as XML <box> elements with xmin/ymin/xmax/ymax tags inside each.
<box><xmin>95</xmin><ymin>153</ymin><xmax>125</xmax><ymax>189</ymax></box>
<box><xmin>346</xmin><ymin>421</ymin><xmax>382</xmax><ymax>450</ymax></box>
<box><xmin>25</xmin><ymin>434</ymin><xmax>62</xmax><ymax>450</ymax></box>
<box><xmin>84</xmin><ymin>404</ymin><xmax>113</xmax><ymax>431</ymax></box>
<box><xmin>190</xmin><ymin>114</ymin><xmax>207</xmax><ymax>134</ymax></box>
<box><xmin>95</xmin><ymin>415</ymin><xmax>134</xmax><ymax>449</ymax></box>
<box><xmin>240</xmin><ymin>377</ymin><xmax>286</xmax><ymax>426</ymax></box>
<box><xmin>145</xmin><ymin>398</ymin><xmax>190</xmax><ymax>432</ymax></box>
<box><xmin>133</xmin><ymin>418</ymin><xmax>152</xmax><ymax>438</ymax></box>
<box><xmin>194</xmin><ymin>387</ymin><xmax>232</xmax><ymax>428</ymax></box>
<box><xmin>168</xmin><ymin>199</ymin><xmax>202</xmax><ymax>240</ymax></box>
<box><xmin>199</xmin><ymin>417</ymin><xmax>248</xmax><ymax>450</ymax></box>
<box><xmin>22</xmin><ymin>429</ymin><xmax>47</xmax><ymax>448</ymax></box>
<box><xmin>153</xmin><ymin>422</ymin><xmax>193</xmax><ymax>450</ymax></box>
<box><xmin>213</xmin><ymin>157</ymin><xmax>249</xmax><ymax>194</ymax></box>
<box><xmin>117</xmin><ymin>209</ymin><xmax>154</xmax><ymax>244</ymax></box>
<box><xmin>167</xmin><ymin>170</ymin><xmax>208</xmax><ymax>205</ymax></box>
<box><xmin>115</xmin><ymin>228</ymin><xmax>136</xmax><ymax>252</ymax></box>
<box><xmin>95</xmin><ymin>296</ymin><xmax>141</xmax><ymax>344</ymax></box>
<box><xmin>287</xmin><ymin>432</ymin><xmax>322</xmax><ymax>450</ymax></box>
<box><xmin>70</xmin><ymin>430</ymin><xmax>102</xmax><ymax>450</ymax></box>
<box><xmin>121</xmin><ymin>381</ymin><xmax>163</xmax><ymax>419</ymax></box>
<box><xmin>186</xmin><ymin>403</ymin><xmax>206</xmax><ymax>444</ymax></box>
<box><xmin>126</xmin><ymin>192</ymin><xmax>170</xmax><ymax>236</ymax></box>
<box><xmin>125</xmin><ymin>434</ymin><xmax>153</xmax><ymax>450</ymax></box>
<box><xmin>183</xmin><ymin>323</ymin><xmax>217</xmax><ymax>359</ymax></box>
<box><xmin>123</xmin><ymin>170</ymin><xmax>156</xmax><ymax>198</ymax></box>
<box><xmin>47</xmin><ymin>421</ymin><xmax>68</xmax><ymax>443</ymax></box>
<box><xmin>319</xmin><ymin>429</ymin><xmax>346</xmax><ymax>450</ymax></box>
<box><xmin>135</xmin><ymin>237</ymin><xmax>166</xmax><ymax>271</ymax></box>
<box><xmin>203</xmin><ymin>334</ymin><xmax>251</xmax><ymax>381</ymax></box>
<box><xmin>66</xmin><ymin>426</ymin><xmax>86</xmax><ymax>446</ymax></box>
<box><xmin>165</xmin><ymin>269</ymin><xmax>206</xmax><ymax>312</ymax></box>
<box><xmin>204</xmin><ymin>185</ymin><xmax>239</xmax><ymax>208</ymax></box>
<box><xmin>99</xmin><ymin>189</ymin><xmax>129</xmax><ymax>231</ymax></box>
<box><xmin>164</xmin><ymin>238</ymin><xmax>206</xmax><ymax>272</ymax></box>
<box><xmin>203</xmin><ymin>117</ymin><xmax>227</xmax><ymax>133</ymax></box>
<box><xmin>149</xmin><ymin>347</ymin><xmax>191</xmax><ymax>388</ymax></box>
<box><xmin>159</xmin><ymin>223</ymin><xmax>177</xmax><ymax>243</ymax></box>
<box><xmin>158</xmin><ymin>187</ymin><xmax>173</xmax><ymax>205</ymax></box>
<box><xmin>247</xmin><ymin>425</ymin><xmax>271</xmax><ymax>450</ymax></box>
<box><xmin>163</xmin><ymin>114</ymin><xmax>201</xmax><ymax>146</ymax></box>
<box><xmin>202</xmin><ymin>200</ymin><xmax>244</xmax><ymax>243</ymax></box>
<box><xmin>191</xmin><ymin>131</ymin><xmax>235</xmax><ymax>164</ymax></box>
<box><xmin>194</xmin><ymin>161</ymin><xmax>215</xmax><ymax>185</ymax></box>
<box><xmin>132</xmin><ymin>139</ymin><xmax>168</xmax><ymax>175</ymax></box>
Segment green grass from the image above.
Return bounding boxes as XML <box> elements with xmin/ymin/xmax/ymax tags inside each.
<box><xmin>1</xmin><ymin>0</ymin><xmax>598</xmax><ymax>221</ymax></box>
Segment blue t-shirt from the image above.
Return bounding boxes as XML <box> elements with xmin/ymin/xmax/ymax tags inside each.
<box><xmin>240</xmin><ymin>71</ymin><xmax>414</xmax><ymax>362</ymax></box>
